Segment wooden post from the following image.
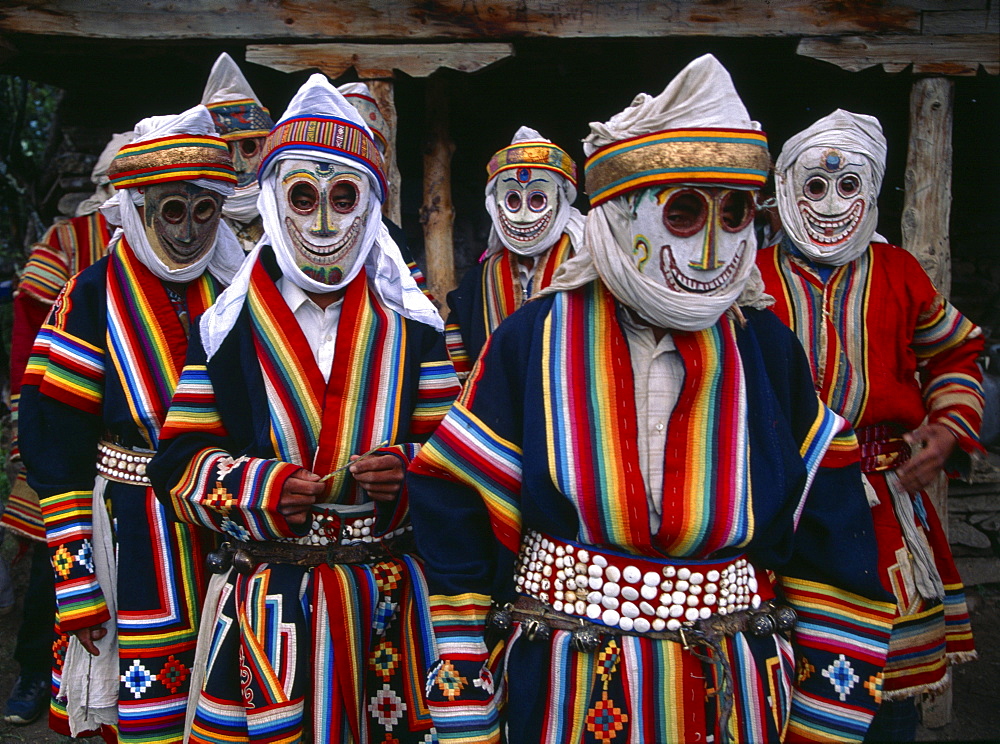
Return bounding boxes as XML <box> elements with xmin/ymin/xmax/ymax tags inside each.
<box><xmin>420</xmin><ymin>73</ymin><xmax>456</xmax><ymax>302</ymax></box>
<box><xmin>901</xmin><ymin>74</ymin><xmax>955</xmax><ymax>730</ymax></box>
<box><xmin>364</xmin><ymin>78</ymin><xmax>402</xmax><ymax>226</ymax></box>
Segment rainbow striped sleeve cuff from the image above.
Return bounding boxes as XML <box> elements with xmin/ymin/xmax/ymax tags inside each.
<box><xmin>925</xmin><ymin>372</ymin><xmax>985</xmax><ymax>453</ymax></box>
<box><xmin>25</xmin><ymin>326</ymin><xmax>104</xmax><ymax>414</ymax></box>
<box><xmin>168</xmin><ymin>447</ymin><xmax>303</xmax><ymax>541</ymax></box>
<box><xmin>782</xmin><ymin>576</ymin><xmax>895</xmax><ymax>742</ymax></box>
<box><xmin>160</xmin><ymin>364</ymin><xmax>229</xmax><ymax>440</ymax></box>
<box><xmin>411</xmin><ymin>359</ymin><xmax>461</xmax><ymax>436</ymax></box>
<box><xmin>425</xmin><ymin>593</ymin><xmax>500</xmax><ymax>743</ymax></box>
<box><xmin>444</xmin><ymin>323</ymin><xmax>471</xmax><ymax>379</ymax></box>
<box><xmin>17</xmin><ymin>243</ymin><xmax>71</xmax><ymax>304</ymax></box>
<box><xmin>40</xmin><ymin>491</ymin><xmax>111</xmax><ymax>632</ymax></box>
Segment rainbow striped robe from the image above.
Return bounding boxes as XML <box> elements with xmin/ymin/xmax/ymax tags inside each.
<box><xmin>757</xmin><ymin>240</ymin><xmax>984</xmax><ymax>699</ymax></box>
<box><xmin>147</xmin><ymin>246</ymin><xmax>461</xmax><ymax>743</ymax></box>
<box><xmin>445</xmin><ymin>235</ymin><xmax>574</xmax><ymax>378</ymax></box>
<box><xmin>4</xmin><ymin>210</ymin><xmax>111</xmax><ymax>542</ymax></box>
<box><xmin>19</xmin><ymin>238</ymin><xmax>221</xmax><ymax>743</ymax></box>
<box><xmin>409</xmin><ymin>279</ymin><xmax>896</xmax><ymax>744</ymax></box>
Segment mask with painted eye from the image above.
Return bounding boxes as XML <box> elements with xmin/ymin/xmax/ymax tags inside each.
<box><xmin>277</xmin><ymin>158</ymin><xmax>372</xmax><ymax>285</ymax></box>
<box><xmin>493</xmin><ymin>167</ymin><xmax>561</xmax><ymax>255</ymax></box>
<box><xmin>780</xmin><ymin>145</ymin><xmax>877</xmax><ymax>264</ymax></box>
<box><xmin>141</xmin><ymin>182</ymin><xmax>224</xmax><ymax>269</ymax></box>
<box><xmin>228</xmin><ymin>136</ymin><xmax>266</xmax><ymax>190</ymax></box>
<box><xmin>626</xmin><ymin>185</ymin><xmax>755</xmax><ymax>294</ymax></box>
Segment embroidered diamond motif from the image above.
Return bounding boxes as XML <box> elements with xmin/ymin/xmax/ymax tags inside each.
<box><xmin>158</xmin><ymin>655</ymin><xmax>190</xmax><ymax>695</ymax></box>
<box><xmin>122</xmin><ymin>659</ymin><xmax>157</xmax><ymax>698</ymax></box>
<box><xmin>375</xmin><ymin>562</ymin><xmax>402</xmax><ymax>593</ymax></box>
<box><xmin>372</xmin><ymin>598</ymin><xmax>397</xmax><ymax>636</ymax></box>
<box><xmin>368</xmin><ymin>683</ymin><xmax>406</xmax><ymax>729</ymax></box>
<box><xmin>220</xmin><ymin>517</ymin><xmax>251</xmax><ymax>542</ymax></box>
<box><xmin>822</xmin><ymin>654</ymin><xmax>860</xmax><ymax>701</ymax></box>
<box><xmin>433</xmin><ymin>660</ymin><xmax>467</xmax><ymax>701</ymax></box>
<box><xmin>206</xmin><ymin>482</ymin><xmax>236</xmax><ymax>515</ymax></box>
<box><xmin>585</xmin><ymin>693</ymin><xmax>628</xmax><ymax>740</ymax></box>
<box><xmin>796</xmin><ymin>656</ymin><xmax>815</xmax><ymax>684</ymax></box>
<box><xmin>865</xmin><ymin>672</ymin><xmax>884</xmax><ymax>704</ymax></box>
<box><xmin>370</xmin><ymin>641</ymin><xmax>401</xmax><ymax>681</ymax></box>
<box><xmin>596</xmin><ymin>640</ymin><xmax>621</xmax><ymax>683</ymax></box>
<box><xmin>52</xmin><ymin>545</ymin><xmax>74</xmax><ymax>580</ymax></box>
<box><xmin>74</xmin><ymin>539</ymin><xmax>94</xmax><ymax>572</ymax></box>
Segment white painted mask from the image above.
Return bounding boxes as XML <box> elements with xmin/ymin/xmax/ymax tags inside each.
<box><xmin>780</xmin><ymin>145</ymin><xmax>877</xmax><ymax>264</ymax></box>
<box><xmin>626</xmin><ymin>185</ymin><xmax>756</xmax><ymax>293</ymax></box>
<box><xmin>140</xmin><ymin>181</ymin><xmax>224</xmax><ymax>269</ymax></box>
<box><xmin>493</xmin><ymin>167</ymin><xmax>561</xmax><ymax>254</ymax></box>
<box><xmin>277</xmin><ymin>158</ymin><xmax>372</xmax><ymax>285</ymax></box>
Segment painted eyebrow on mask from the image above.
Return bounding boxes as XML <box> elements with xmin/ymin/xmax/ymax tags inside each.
<box><xmin>501</xmin><ymin>176</ymin><xmax>553</xmax><ymax>187</ymax></box>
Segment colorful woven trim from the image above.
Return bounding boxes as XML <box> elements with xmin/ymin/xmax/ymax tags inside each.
<box><xmin>205</xmin><ymin>98</ymin><xmax>274</xmax><ymax>141</ymax></box>
<box><xmin>108</xmin><ymin>134</ymin><xmax>236</xmax><ymax>189</ymax></box>
<box><xmin>259</xmin><ymin>115</ymin><xmax>387</xmax><ymax>201</ymax></box>
<box><xmin>342</xmin><ymin>92</ymin><xmax>388</xmax><ymax>150</ymax></box>
<box><xmin>584</xmin><ymin>128</ymin><xmax>769</xmax><ymax>206</ymax></box>
<box><xmin>487</xmin><ymin>141</ymin><xmax>577</xmax><ymax>186</ymax></box>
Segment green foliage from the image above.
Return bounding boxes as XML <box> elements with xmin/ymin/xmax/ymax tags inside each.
<box><xmin>0</xmin><ymin>76</ymin><xmax>63</xmax><ymax>270</ymax></box>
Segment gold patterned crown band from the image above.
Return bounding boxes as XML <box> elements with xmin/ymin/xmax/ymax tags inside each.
<box><xmin>259</xmin><ymin>116</ymin><xmax>387</xmax><ymax>201</ymax></box>
<box><xmin>585</xmin><ymin>128</ymin><xmax>770</xmax><ymax>207</ymax></box>
<box><xmin>108</xmin><ymin>135</ymin><xmax>236</xmax><ymax>189</ymax></box>
<box><xmin>487</xmin><ymin>142</ymin><xmax>577</xmax><ymax>186</ymax></box>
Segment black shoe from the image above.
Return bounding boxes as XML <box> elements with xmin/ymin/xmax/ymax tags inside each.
<box><xmin>2</xmin><ymin>675</ymin><xmax>49</xmax><ymax>725</ymax></box>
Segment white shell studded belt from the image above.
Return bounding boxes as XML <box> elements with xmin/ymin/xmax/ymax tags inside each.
<box><xmin>97</xmin><ymin>441</ymin><xmax>153</xmax><ymax>486</ymax></box>
<box><xmin>515</xmin><ymin>528</ymin><xmax>770</xmax><ymax>634</ymax></box>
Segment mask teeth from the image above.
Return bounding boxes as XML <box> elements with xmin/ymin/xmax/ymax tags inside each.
<box><xmin>663</xmin><ymin>242</ymin><xmax>745</xmax><ymax>294</ymax></box>
<box><xmin>287</xmin><ymin>214</ymin><xmax>363</xmax><ymax>265</ymax></box>
<box><xmin>499</xmin><ymin>210</ymin><xmax>552</xmax><ymax>242</ymax></box>
<box><xmin>800</xmin><ymin>199</ymin><xmax>863</xmax><ymax>245</ymax></box>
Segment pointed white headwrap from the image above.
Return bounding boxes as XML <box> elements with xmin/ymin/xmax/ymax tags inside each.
<box><xmin>75</xmin><ymin>131</ymin><xmax>138</xmax><ymax>217</ymax></box>
<box><xmin>484</xmin><ymin>126</ymin><xmax>584</xmax><ymax>258</ymax></box>
<box><xmin>544</xmin><ymin>54</ymin><xmax>770</xmax><ymax>330</ymax></box>
<box><xmin>201</xmin><ymin>52</ymin><xmax>272</xmax><ymax>223</ymax></box>
<box><xmin>775</xmin><ymin>109</ymin><xmax>887</xmax><ymax>266</ymax></box>
<box><xmin>200</xmin><ymin>73</ymin><xmax>442</xmax><ymax>360</ymax></box>
<box><xmin>100</xmin><ymin>105</ymin><xmax>244</xmax><ymax>285</ymax></box>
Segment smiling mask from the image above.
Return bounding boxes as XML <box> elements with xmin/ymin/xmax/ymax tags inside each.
<box><xmin>775</xmin><ymin>109</ymin><xmax>886</xmax><ymax>266</ymax></box>
<box><xmin>276</xmin><ymin>158</ymin><xmax>372</xmax><ymax>285</ymax></box>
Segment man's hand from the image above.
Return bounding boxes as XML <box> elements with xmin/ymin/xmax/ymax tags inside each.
<box><xmin>74</xmin><ymin>625</ymin><xmax>107</xmax><ymax>656</ymax></box>
<box><xmin>350</xmin><ymin>453</ymin><xmax>405</xmax><ymax>502</ymax></box>
<box><xmin>279</xmin><ymin>468</ymin><xmax>323</xmax><ymax>525</ymax></box>
<box><xmin>896</xmin><ymin>422</ymin><xmax>958</xmax><ymax>494</ymax></box>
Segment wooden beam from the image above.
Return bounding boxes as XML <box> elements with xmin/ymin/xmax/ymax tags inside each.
<box><xmin>798</xmin><ymin>34</ymin><xmax>999</xmax><ymax>75</ymax></box>
<box><xmin>366</xmin><ymin>79</ymin><xmax>402</xmax><ymax>226</ymax></box>
<box><xmin>247</xmin><ymin>43</ymin><xmax>512</xmax><ymax>80</ymax></box>
<box><xmin>0</xmin><ymin>0</ymin><xmax>924</xmax><ymax>40</ymax></box>
<box><xmin>420</xmin><ymin>73</ymin><xmax>455</xmax><ymax>304</ymax></box>
<box><xmin>902</xmin><ymin>76</ymin><xmax>954</xmax><ymax>295</ymax></box>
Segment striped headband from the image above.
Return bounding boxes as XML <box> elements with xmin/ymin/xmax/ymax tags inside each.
<box><xmin>206</xmin><ymin>98</ymin><xmax>274</xmax><ymax>141</ymax></box>
<box><xmin>259</xmin><ymin>116</ymin><xmax>387</xmax><ymax>201</ymax></box>
<box><xmin>585</xmin><ymin>128</ymin><xmax>769</xmax><ymax>207</ymax></box>
<box><xmin>487</xmin><ymin>141</ymin><xmax>577</xmax><ymax>187</ymax></box>
<box><xmin>108</xmin><ymin>134</ymin><xmax>237</xmax><ymax>190</ymax></box>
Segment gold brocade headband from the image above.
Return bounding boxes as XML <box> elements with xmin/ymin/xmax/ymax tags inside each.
<box><xmin>585</xmin><ymin>128</ymin><xmax>769</xmax><ymax>207</ymax></box>
<box><xmin>487</xmin><ymin>141</ymin><xmax>577</xmax><ymax>187</ymax></box>
<box><xmin>108</xmin><ymin>135</ymin><xmax>236</xmax><ymax>189</ymax></box>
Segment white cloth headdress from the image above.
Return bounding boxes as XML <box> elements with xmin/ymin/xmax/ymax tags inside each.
<box><xmin>201</xmin><ymin>52</ymin><xmax>273</xmax><ymax>224</ymax></box>
<box><xmin>545</xmin><ymin>54</ymin><xmax>770</xmax><ymax>330</ymax></box>
<box><xmin>100</xmin><ymin>105</ymin><xmax>244</xmax><ymax>285</ymax></box>
<box><xmin>775</xmin><ymin>109</ymin><xmax>887</xmax><ymax>266</ymax></box>
<box><xmin>201</xmin><ymin>73</ymin><xmax>441</xmax><ymax>360</ymax></box>
<box><xmin>484</xmin><ymin>126</ymin><xmax>584</xmax><ymax>258</ymax></box>
<box><xmin>75</xmin><ymin>131</ymin><xmax>138</xmax><ymax>217</ymax></box>
<box><xmin>339</xmin><ymin>82</ymin><xmax>390</xmax><ymax>155</ymax></box>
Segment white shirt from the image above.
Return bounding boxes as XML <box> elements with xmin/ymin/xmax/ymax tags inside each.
<box><xmin>516</xmin><ymin>256</ymin><xmax>538</xmax><ymax>298</ymax></box>
<box><xmin>279</xmin><ymin>277</ymin><xmax>344</xmax><ymax>382</ymax></box>
<box><xmin>620</xmin><ymin>311</ymin><xmax>686</xmax><ymax>534</ymax></box>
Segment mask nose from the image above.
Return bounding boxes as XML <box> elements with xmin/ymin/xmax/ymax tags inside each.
<box><xmin>687</xmin><ymin>202</ymin><xmax>722</xmax><ymax>271</ymax></box>
<box><xmin>309</xmin><ymin>198</ymin><xmax>339</xmax><ymax>238</ymax></box>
